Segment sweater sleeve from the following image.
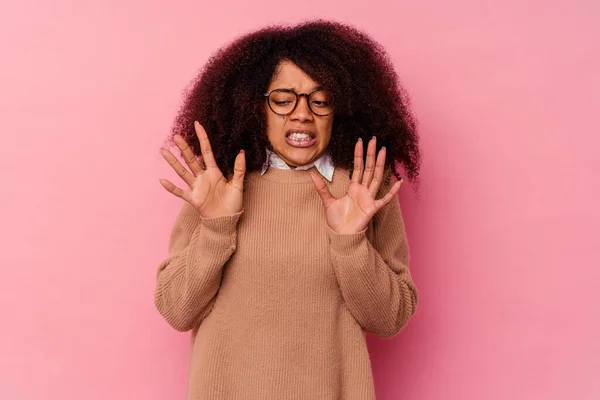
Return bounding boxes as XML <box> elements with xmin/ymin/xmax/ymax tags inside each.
<box><xmin>154</xmin><ymin>202</ymin><xmax>242</xmax><ymax>332</ymax></box>
<box><xmin>327</xmin><ymin>179</ymin><xmax>418</xmax><ymax>338</ymax></box>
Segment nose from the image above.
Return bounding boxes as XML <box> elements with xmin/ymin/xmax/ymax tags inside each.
<box><xmin>289</xmin><ymin>94</ymin><xmax>313</xmax><ymax>122</ymax></box>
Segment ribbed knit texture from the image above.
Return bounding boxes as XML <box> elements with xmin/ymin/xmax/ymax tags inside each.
<box><xmin>154</xmin><ymin>167</ymin><xmax>418</xmax><ymax>400</ymax></box>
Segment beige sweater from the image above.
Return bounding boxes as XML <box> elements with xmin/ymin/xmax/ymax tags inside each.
<box><xmin>154</xmin><ymin>167</ymin><xmax>418</xmax><ymax>400</ymax></box>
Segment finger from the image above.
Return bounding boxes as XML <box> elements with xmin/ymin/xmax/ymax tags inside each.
<box><xmin>374</xmin><ymin>180</ymin><xmax>402</xmax><ymax>210</ymax></box>
<box><xmin>174</xmin><ymin>134</ymin><xmax>203</xmax><ymax>176</ymax></box>
<box><xmin>230</xmin><ymin>150</ymin><xmax>246</xmax><ymax>191</ymax></box>
<box><xmin>310</xmin><ymin>170</ymin><xmax>335</xmax><ymax>208</ymax></box>
<box><xmin>368</xmin><ymin>146</ymin><xmax>387</xmax><ymax>197</ymax></box>
<box><xmin>195</xmin><ymin>121</ymin><xmax>218</xmax><ymax>169</ymax></box>
<box><xmin>351</xmin><ymin>138</ymin><xmax>364</xmax><ymax>184</ymax></box>
<box><xmin>159</xmin><ymin>178</ymin><xmax>192</xmax><ymax>203</ymax></box>
<box><xmin>362</xmin><ymin>136</ymin><xmax>377</xmax><ymax>187</ymax></box>
<box><xmin>161</xmin><ymin>148</ymin><xmax>195</xmax><ymax>187</ymax></box>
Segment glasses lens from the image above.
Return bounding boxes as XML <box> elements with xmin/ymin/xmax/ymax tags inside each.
<box><xmin>308</xmin><ymin>90</ymin><xmax>333</xmax><ymax>116</ymax></box>
<box><xmin>268</xmin><ymin>89</ymin><xmax>334</xmax><ymax>116</ymax></box>
<box><xmin>269</xmin><ymin>90</ymin><xmax>297</xmax><ymax>115</ymax></box>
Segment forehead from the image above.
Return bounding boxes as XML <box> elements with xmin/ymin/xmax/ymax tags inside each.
<box><xmin>268</xmin><ymin>60</ymin><xmax>320</xmax><ymax>91</ymax></box>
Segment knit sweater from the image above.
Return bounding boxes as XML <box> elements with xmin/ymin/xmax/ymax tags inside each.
<box><xmin>154</xmin><ymin>166</ymin><xmax>418</xmax><ymax>400</ymax></box>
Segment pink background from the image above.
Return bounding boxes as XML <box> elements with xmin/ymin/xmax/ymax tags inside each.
<box><xmin>1</xmin><ymin>0</ymin><xmax>598</xmax><ymax>399</ymax></box>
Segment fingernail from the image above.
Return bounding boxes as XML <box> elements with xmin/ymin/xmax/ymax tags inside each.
<box><xmin>382</xmin><ymin>146</ymin><xmax>386</xmax><ymax>150</ymax></box>
<box><xmin>372</xmin><ymin>136</ymin><xmax>376</xmax><ymax>140</ymax></box>
<box><xmin>240</xmin><ymin>149</ymin><xmax>245</xmax><ymax>154</ymax></box>
<box><xmin>358</xmin><ymin>138</ymin><xmax>362</xmax><ymax>142</ymax></box>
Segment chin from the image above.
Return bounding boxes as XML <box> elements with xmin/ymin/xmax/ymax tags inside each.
<box><xmin>284</xmin><ymin>148</ymin><xmax>320</xmax><ymax>167</ymax></box>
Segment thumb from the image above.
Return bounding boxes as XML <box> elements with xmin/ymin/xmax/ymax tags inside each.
<box><xmin>310</xmin><ymin>170</ymin><xmax>335</xmax><ymax>208</ymax></box>
<box><xmin>230</xmin><ymin>150</ymin><xmax>246</xmax><ymax>190</ymax></box>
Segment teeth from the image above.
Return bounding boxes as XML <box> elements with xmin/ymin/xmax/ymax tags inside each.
<box><xmin>288</xmin><ymin>132</ymin><xmax>312</xmax><ymax>140</ymax></box>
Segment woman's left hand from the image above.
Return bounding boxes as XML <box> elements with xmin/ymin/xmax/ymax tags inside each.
<box><xmin>311</xmin><ymin>137</ymin><xmax>402</xmax><ymax>234</ymax></box>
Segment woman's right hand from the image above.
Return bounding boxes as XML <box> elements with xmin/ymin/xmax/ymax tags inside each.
<box><xmin>159</xmin><ymin>121</ymin><xmax>246</xmax><ymax>218</ymax></box>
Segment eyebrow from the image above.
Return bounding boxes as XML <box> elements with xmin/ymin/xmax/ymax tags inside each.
<box><xmin>271</xmin><ymin>86</ymin><xmax>323</xmax><ymax>92</ymax></box>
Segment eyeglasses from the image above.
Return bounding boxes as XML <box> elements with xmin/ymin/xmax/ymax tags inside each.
<box><xmin>264</xmin><ymin>88</ymin><xmax>334</xmax><ymax>117</ymax></box>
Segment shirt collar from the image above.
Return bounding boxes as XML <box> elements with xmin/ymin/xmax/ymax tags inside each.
<box><xmin>260</xmin><ymin>148</ymin><xmax>335</xmax><ymax>182</ymax></box>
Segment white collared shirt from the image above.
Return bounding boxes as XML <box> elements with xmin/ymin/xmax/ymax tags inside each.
<box><xmin>260</xmin><ymin>148</ymin><xmax>335</xmax><ymax>182</ymax></box>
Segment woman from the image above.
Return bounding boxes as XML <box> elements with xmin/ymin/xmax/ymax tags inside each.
<box><xmin>155</xmin><ymin>20</ymin><xmax>420</xmax><ymax>400</ymax></box>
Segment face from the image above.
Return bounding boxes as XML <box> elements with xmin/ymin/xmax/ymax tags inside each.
<box><xmin>264</xmin><ymin>60</ymin><xmax>334</xmax><ymax>167</ymax></box>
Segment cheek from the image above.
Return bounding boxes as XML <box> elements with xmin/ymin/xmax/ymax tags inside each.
<box><xmin>265</xmin><ymin>109</ymin><xmax>285</xmax><ymax>139</ymax></box>
<box><xmin>264</xmin><ymin>110</ymin><xmax>276</xmax><ymax>139</ymax></box>
<box><xmin>319</xmin><ymin>119</ymin><xmax>334</xmax><ymax>145</ymax></box>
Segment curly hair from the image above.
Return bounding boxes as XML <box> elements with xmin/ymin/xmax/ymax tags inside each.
<box><xmin>168</xmin><ymin>19</ymin><xmax>420</xmax><ymax>185</ymax></box>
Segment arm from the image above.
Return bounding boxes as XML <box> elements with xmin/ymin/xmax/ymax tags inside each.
<box><xmin>328</xmin><ymin>187</ymin><xmax>417</xmax><ymax>338</ymax></box>
<box><xmin>154</xmin><ymin>202</ymin><xmax>242</xmax><ymax>332</ymax></box>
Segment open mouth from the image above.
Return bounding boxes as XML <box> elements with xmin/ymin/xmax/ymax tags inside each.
<box><xmin>285</xmin><ymin>130</ymin><xmax>316</xmax><ymax>148</ymax></box>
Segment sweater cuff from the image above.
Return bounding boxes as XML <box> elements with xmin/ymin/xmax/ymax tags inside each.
<box><xmin>199</xmin><ymin>210</ymin><xmax>243</xmax><ymax>235</ymax></box>
<box><xmin>326</xmin><ymin>225</ymin><xmax>368</xmax><ymax>252</ymax></box>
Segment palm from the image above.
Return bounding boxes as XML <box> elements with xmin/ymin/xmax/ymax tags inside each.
<box><xmin>159</xmin><ymin>121</ymin><xmax>246</xmax><ymax>218</ymax></box>
<box><xmin>311</xmin><ymin>137</ymin><xmax>402</xmax><ymax>234</ymax></box>
<box><xmin>324</xmin><ymin>183</ymin><xmax>378</xmax><ymax>233</ymax></box>
<box><xmin>189</xmin><ymin>169</ymin><xmax>242</xmax><ymax>217</ymax></box>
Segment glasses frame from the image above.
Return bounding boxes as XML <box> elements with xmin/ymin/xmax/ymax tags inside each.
<box><xmin>263</xmin><ymin>88</ymin><xmax>333</xmax><ymax>117</ymax></box>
